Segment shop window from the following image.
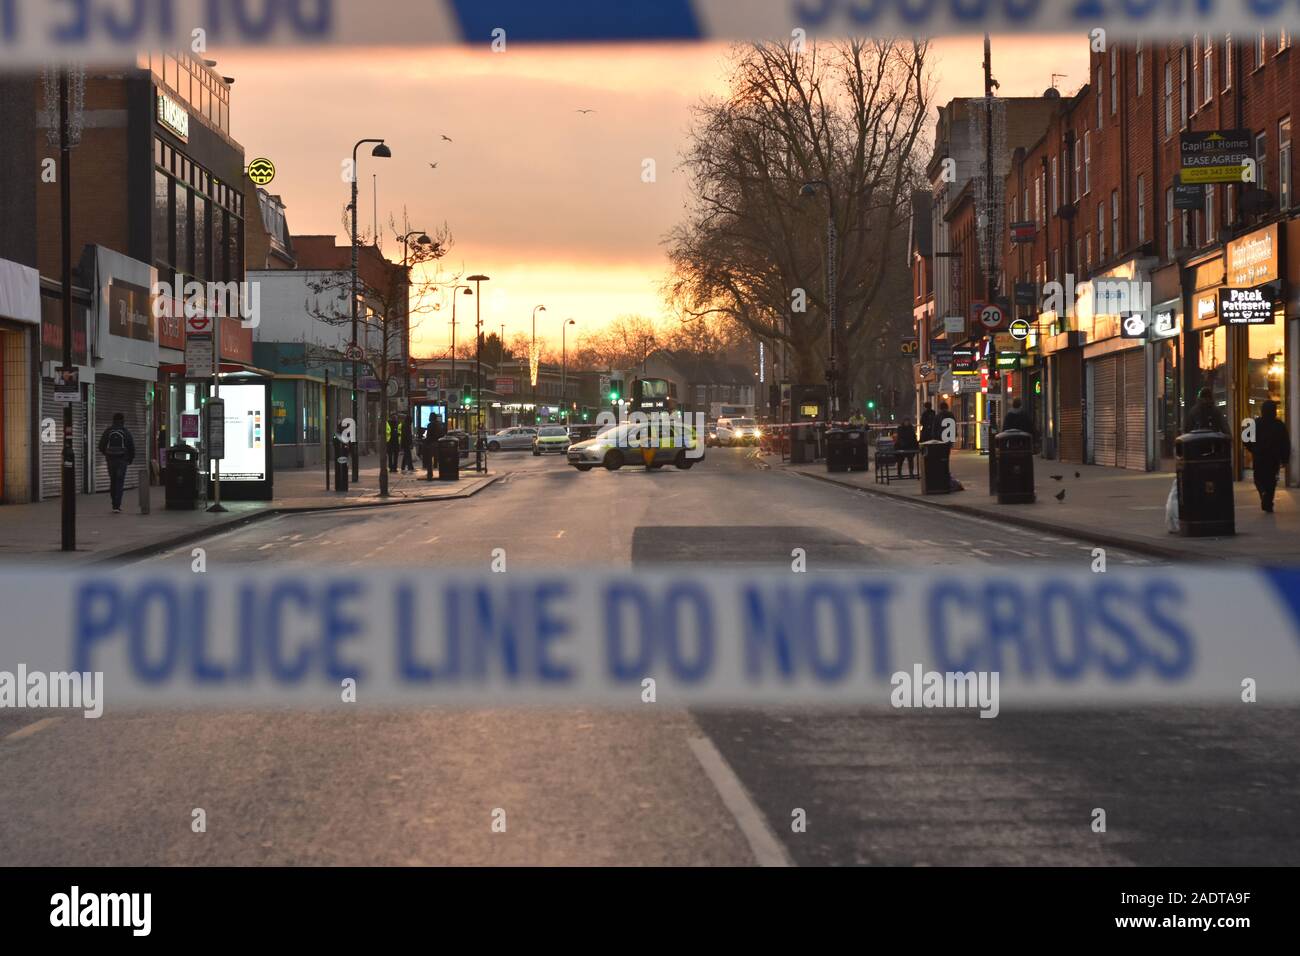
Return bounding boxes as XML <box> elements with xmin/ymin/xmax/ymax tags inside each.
<box><xmin>1246</xmin><ymin>321</ymin><xmax>1286</xmax><ymax>470</ymax></box>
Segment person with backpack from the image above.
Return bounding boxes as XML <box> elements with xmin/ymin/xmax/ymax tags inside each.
<box><xmin>98</xmin><ymin>413</ymin><xmax>136</xmax><ymax>513</ymax></box>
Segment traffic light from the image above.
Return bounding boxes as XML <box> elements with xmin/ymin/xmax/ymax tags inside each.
<box><xmin>866</xmin><ymin>399</ymin><xmax>876</xmax><ymax>410</ymax></box>
<box><xmin>461</xmin><ymin>388</ymin><xmax>473</xmax><ymax>407</ymax></box>
<box><xmin>608</xmin><ymin>378</ymin><xmax>622</xmax><ymax>402</ymax></box>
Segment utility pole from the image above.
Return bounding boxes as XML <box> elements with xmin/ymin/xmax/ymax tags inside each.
<box><xmin>984</xmin><ymin>33</ymin><xmax>997</xmax><ymax>304</ymax></box>
<box><xmin>58</xmin><ymin>70</ymin><xmax>75</xmax><ymax>551</ymax></box>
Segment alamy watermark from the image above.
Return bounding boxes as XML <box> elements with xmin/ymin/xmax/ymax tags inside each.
<box><xmin>0</xmin><ymin>665</ymin><xmax>103</xmax><ymax>718</ymax></box>
<box><xmin>152</xmin><ymin>273</ymin><xmax>260</xmax><ymax>328</ymax></box>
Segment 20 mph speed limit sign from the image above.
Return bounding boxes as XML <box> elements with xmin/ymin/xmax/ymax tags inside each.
<box><xmin>978</xmin><ymin>304</ymin><xmax>1005</xmax><ymax>331</ymax></box>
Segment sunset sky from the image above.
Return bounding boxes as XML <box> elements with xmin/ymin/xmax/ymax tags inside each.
<box><xmin>216</xmin><ymin>36</ymin><xmax>1088</xmax><ymax>358</ymax></box>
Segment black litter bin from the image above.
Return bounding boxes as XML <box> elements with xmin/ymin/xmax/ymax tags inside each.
<box><xmin>437</xmin><ymin>436</ymin><xmax>461</xmax><ymax>481</ymax></box>
<box><xmin>841</xmin><ymin>428</ymin><xmax>869</xmax><ymax>471</ymax></box>
<box><xmin>824</xmin><ymin>428</ymin><xmax>849</xmax><ymax>473</ymax></box>
<box><xmin>165</xmin><ymin>444</ymin><xmax>198</xmax><ymax>510</ymax></box>
<box><xmin>1176</xmin><ymin>430</ymin><xmax>1234</xmax><ymax>536</ymax></box>
<box><xmin>919</xmin><ymin>440</ymin><xmax>951</xmax><ymax>495</ymax></box>
<box><xmin>993</xmin><ymin>429</ymin><xmax>1035</xmax><ymax>504</ymax></box>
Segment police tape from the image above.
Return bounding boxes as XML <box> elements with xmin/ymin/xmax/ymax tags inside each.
<box><xmin>1</xmin><ymin>1</ymin><xmax>1295</xmax><ymax>66</ymax></box>
<box><xmin>1</xmin><ymin>566</ymin><xmax>1299</xmax><ymax>710</ymax></box>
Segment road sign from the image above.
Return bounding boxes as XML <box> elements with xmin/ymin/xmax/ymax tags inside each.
<box><xmin>976</xmin><ymin>303</ymin><xmax>1005</xmax><ymax>332</ymax></box>
<box><xmin>185</xmin><ymin>332</ymin><xmax>214</xmax><ymax>378</ymax></box>
<box><xmin>1009</xmin><ymin>319</ymin><xmax>1031</xmax><ymax>341</ymax></box>
<box><xmin>386</xmin><ymin>376</ymin><xmax>401</xmax><ymax>398</ymax></box>
<box><xmin>345</xmin><ymin>343</ymin><xmax>364</xmax><ymax>362</ymax></box>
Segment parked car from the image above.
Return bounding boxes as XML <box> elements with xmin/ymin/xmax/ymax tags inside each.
<box><xmin>567</xmin><ymin>423</ymin><xmax>601</xmax><ymax>443</ymax></box>
<box><xmin>716</xmin><ymin>417</ymin><xmax>761</xmax><ymax>446</ymax></box>
<box><xmin>533</xmin><ymin>425</ymin><xmax>571</xmax><ymax>456</ymax></box>
<box><xmin>486</xmin><ymin>426</ymin><xmax>537</xmax><ymax>451</ymax></box>
<box><xmin>567</xmin><ymin>422</ymin><xmax>703</xmax><ymax>472</ymax></box>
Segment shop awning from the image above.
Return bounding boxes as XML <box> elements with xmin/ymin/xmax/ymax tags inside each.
<box><xmin>158</xmin><ymin>362</ymin><xmax>275</xmax><ymax>377</ymax></box>
<box><xmin>0</xmin><ymin>258</ymin><xmax>40</xmax><ymax>325</ymax></box>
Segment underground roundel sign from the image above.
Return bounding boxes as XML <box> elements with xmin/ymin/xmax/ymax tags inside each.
<box><xmin>978</xmin><ymin>303</ymin><xmax>1004</xmax><ymax>331</ymax></box>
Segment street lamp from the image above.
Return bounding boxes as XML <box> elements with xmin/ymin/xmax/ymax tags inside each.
<box><xmin>801</xmin><ymin>179</ymin><xmax>837</xmax><ymax>423</ymax></box>
<box><xmin>447</xmin><ymin>284</ymin><xmax>472</xmax><ymax>427</ymax></box>
<box><xmin>561</xmin><ymin>318</ymin><xmax>576</xmax><ymax>423</ymax></box>
<box><xmin>399</xmin><ymin>229</ymin><xmax>430</xmax><ymax>413</ymax></box>
<box><xmin>349</xmin><ymin>137</ymin><xmax>391</xmax><ymax>481</ymax></box>
<box><xmin>531</xmin><ymin>304</ymin><xmax>546</xmax><ymax>422</ymax></box>
<box><xmin>468</xmin><ymin>274</ymin><xmax>491</xmax><ymax>471</ymax></box>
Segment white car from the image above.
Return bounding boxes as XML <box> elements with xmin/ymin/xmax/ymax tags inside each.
<box><xmin>567</xmin><ymin>422</ymin><xmax>703</xmax><ymax>472</ymax></box>
<box><xmin>486</xmin><ymin>427</ymin><xmax>537</xmax><ymax>451</ymax></box>
<box><xmin>715</xmin><ymin>417</ymin><xmax>761</xmax><ymax>446</ymax></box>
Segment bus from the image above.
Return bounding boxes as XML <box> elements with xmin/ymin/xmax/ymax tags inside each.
<box><xmin>630</xmin><ymin>377</ymin><xmax>678</xmax><ymax>415</ymax></box>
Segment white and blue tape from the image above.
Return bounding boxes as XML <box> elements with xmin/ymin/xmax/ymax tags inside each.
<box><xmin>1</xmin><ymin>567</ymin><xmax>1298</xmax><ymax>708</ymax></box>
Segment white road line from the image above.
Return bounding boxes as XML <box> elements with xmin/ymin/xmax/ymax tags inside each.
<box><xmin>687</xmin><ymin>736</ymin><xmax>794</xmax><ymax>868</ymax></box>
<box><xmin>4</xmin><ymin>717</ymin><xmax>62</xmax><ymax>742</ymax></box>
<box><xmin>258</xmin><ymin>543</ymin><xmax>275</xmax><ymax>551</ymax></box>
<box><xmin>555</xmin><ymin>530</ymin><xmax>566</xmax><ymax>539</ymax></box>
<box><xmin>424</xmin><ymin>536</ymin><xmax>440</xmax><ymax>544</ymax></box>
<box><xmin>970</xmin><ymin>548</ymin><xmax>993</xmax><ymax>557</ymax></box>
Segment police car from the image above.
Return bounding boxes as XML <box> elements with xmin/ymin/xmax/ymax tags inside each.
<box><xmin>533</xmin><ymin>425</ymin><xmax>571</xmax><ymax>456</ymax></box>
<box><xmin>567</xmin><ymin>422</ymin><xmax>703</xmax><ymax>471</ymax></box>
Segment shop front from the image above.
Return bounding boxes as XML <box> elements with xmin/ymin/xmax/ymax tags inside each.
<box><xmin>0</xmin><ymin>257</ymin><xmax>40</xmax><ymax>504</ymax></box>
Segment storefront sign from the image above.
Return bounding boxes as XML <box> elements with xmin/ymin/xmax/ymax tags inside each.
<box><xmin>1013</xmin><ymin>282</ymin><xmax>1038</xmax><ymax>306</ymax></box>
<box><xmin>1120</xmin><ymin>314</ymin><xmax>1148</xmax><ymax>339</ymax></box>
<box><xmin>495</xmin><ymin>377</ymin><xmax>516</xmax><ymax>395</ymax></box>
<box><xmin>1219</xmin><ymin>284</ymin><xmax>1278</xmax><ymax>326</ymax></box>
<box><xmin>1180</xmin><ymin>129</ymin><xmax>1251</xmax><ymax>184</ymax></box>
<box><xmin>1151</xmin><ymin>306</ymin><xmax>1180</xmax><ymax>340</ymax></box>
<box><xmin>108</xmin><ymin>280</ymin><xmax>154</xmax><ymax>342</ymax></box>
<box><xmin>1194</xmin><ymin>292</ymin><xmax>1218</xmax><ymax>328</ymax></box>
<box><xmin>929</xmin><ymin>340</ymin><xmax>953</xmax><ymax>366</ymax></box>
<box><xmin>951</xmin><ymin>347</ymin><xmax>980</xmax><ymax>376</ymax></box>
<box><xmin>1227</xmin><ymin>223</ymin><xmax>1280</xmax><ymax>287</ymax></box>
<box><xmin>247</xmin><ymin>157</ymin><xmax>276</xmax><ymax>187</ymax></box>
<box><xmin>157</xmin><ymin>93</ymin><xmax>189</xmax><ymax>141</ymax></box>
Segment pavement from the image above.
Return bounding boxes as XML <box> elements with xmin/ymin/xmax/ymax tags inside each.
<box><xmin>773</xmin><ymin>447</ymin><xmax>1299</xmax><ymax>563</ymax></box>
<box><xmin>0</xmin><ymin>454</ymin><xmax>498</xmax><ymax>565</ymax></box>
<box><xmin>4</xmin><ymin>449</ymin><xmax>1297</xmax><ymax>865</ymax></box>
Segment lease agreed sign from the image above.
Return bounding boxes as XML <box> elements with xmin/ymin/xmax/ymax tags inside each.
<box><xmin>1180</xmin><ymin>130</ymin><xmax>1251</xmax><ymax>184</ymax></box>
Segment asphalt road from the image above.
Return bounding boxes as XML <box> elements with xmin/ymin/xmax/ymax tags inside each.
<box><xmin>2</xmin><ymin>448</ymin><xmax>1297</xmax><ymax>865</ymax></box>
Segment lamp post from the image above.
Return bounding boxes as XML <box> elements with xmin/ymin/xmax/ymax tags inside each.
<box><xmin>561</xmin><ymin>318</ymin><xmax>575</xmax><ymax>423</ymax></box>
<box><xmin>399</xmin><ymin>229</ymin><xmax>430</xmax><ymax>414</ymax></box>
<box><xmin>468</xmin><ymin>274</ymin><xmax>490</xmax><ymax>471</ymax></box>
<box><xmin>349</xmin><ymin>137</ymin><xmax>391</xmax><ymax>480</ymax></box>
<box><xmin>448</xmin><ymin>284</ymin><xmax>471</xmax><ymax>428</ymax></box>
<box><xmin>801</xmin><ymin>179</ymin><xmax>837</xmax><ymax>423</ymax></box>
<box><xmin>531</xmin><ymin>304</ymin><xmax>546</xmax><ymax>423</ymax></box>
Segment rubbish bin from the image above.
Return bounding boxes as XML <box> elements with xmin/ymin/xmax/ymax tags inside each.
<box><xmin>824</xmin><ymin>427</ymin><xmax>848</xmax><ymax>473</ymax></box>
<box><xmin>333</xmin><ymin>438</ymin><xmax>350</xmax><ymax>492</ymax></box>
<box><xmin>841</xmin><ymin>427</ymin><xmax>869</xmax><ymax>471</ymax></box>
<box><xmin>993</xmin><ymin>429</ymin><xmax>1035</xmax><ymax>504</ymax></box>
<box><xmin>437</xmin><ymin>436</ymin><xmax>461</xmax><ymax>481</ymax></box>
<box><xmin>1176</xmin><ymin>430</ymin><xmax>1234</xmax><ymax>536</ymax></box>
<box><xmin>919</xmin><ymin>440</ymin><xmax>951</xmax><ymax>495</ymax></box>
<box><xmin>165</xmin><ymin>444</ymin><xmax>198</xmax><ymax>510</ymax></box>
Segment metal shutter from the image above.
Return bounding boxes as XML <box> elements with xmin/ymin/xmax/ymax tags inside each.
<box><xmin>93</xmin><ymin>375</ymin><xmax>148</xmax><ymax>495</ymax></box>
<box><xmin>40</xmin><ymin>381</ymin><xmax>87</xmax><ymax>499</ymax></box>
<box><xmin>1058</xmin><ymin>352</ymin><xmax>1084</xmax><ymax>464</ymax></box>
<box><xmin>1122</xmin><ymin>348</ymin><xmax>1147</xmax><ymax>470</ymax></box>
<box><xmin>1091</xmin><ymin>355</ymin><xmax>1119</xmax><ymax>467</ymax></box>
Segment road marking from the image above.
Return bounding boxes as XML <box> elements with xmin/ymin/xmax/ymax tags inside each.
<box><xmin>424</xmin><ymin>535</ymin><xmax>440</xmax><ymax>544</ymax></box>
<box><xmin>258</xmin><ymin>543</ymin><xmax>275</xmax><ymax>551</ymax></box>
<box><xmin>4</xmin><ymin>717</ymin><xmax>62</xmax><ymax>742</ymax></box>
<box><xmin>555</xmin><ymin>530</ymin><xmax>566</xmax><ymax>539</ymax></box>
<box><xmin>971</xmin><ymin>548</ymin><xmax>993</xmax><ymax>557</ymax></box>
<box><xmin>688</xmin><ymin>736</ymin><xmax>794</xmax><ymax>868</ymax></box>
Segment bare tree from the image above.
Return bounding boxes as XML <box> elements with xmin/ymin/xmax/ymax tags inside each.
<box><xmin>303</xmin><ymin>221</ymin><xmax>453</xmax><ymax>496</ymax></box>
<box><xmin>665</xmin><ymin>39</ymin><xmax>932</xmax><ymax>400</ymax></box>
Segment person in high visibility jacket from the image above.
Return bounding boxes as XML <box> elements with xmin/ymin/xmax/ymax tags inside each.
<box><xmin>386</xmin><ymin>415</ymin><xmax>401</xmax><ymax>471</ymax></box>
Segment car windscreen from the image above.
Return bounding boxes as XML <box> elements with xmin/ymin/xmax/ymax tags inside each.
<box><xmin>539</xmin><ymin>428</ymin><xmax>567</xmax><ymax>436</ymax></box>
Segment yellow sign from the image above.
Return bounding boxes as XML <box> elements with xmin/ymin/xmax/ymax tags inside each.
<box><xmin>247</xmin><ymin>157</ymin><xmax>276</xmax><ymax>186</ymax></box>
<box><xmin>1180</xmin><ymin>165</ymin><xmax>1244</xmax><ymax>184</ymax></box>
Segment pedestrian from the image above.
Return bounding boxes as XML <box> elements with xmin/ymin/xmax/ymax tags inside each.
<box><xmin>895</xmin><ymin>419</ymin><xmax>918</xmax><ymax>477</ymax></box>
<box><xmin>1246</xmin><ymin>399</ymin><xmax>1290</xmax><ymax>513</ymax></box>
<box><xmin>1186</xmin><ymin>386</ymin><xmax>1227</xmax><ymax>433</ymax></box>
<box><xmin>97</xmin><ymin>412</ymin><xmax>135</xmax><ymax>513</ymax></box>
<box><xmin>919</xmin><ymin>400</ymin><xmax>935</xmax><ymax>442</ymax></box>
<box><xmin>400</xmin><ymin>414</ymin><xmax>415</xmax><ymax>472</ymax></box>
<box><xmin>386</xmin><ymin>414</ymin><xmax>400</xmax><ymax>471</ymax></box>
<box><xmin>936</xmin><ymin>401</ymin><xmax>957</xmax><ymax>445</ymax></box>
<box><xmin>1000</xmin><ymin>397</ymin><xmax>1034</xmax><ymax>435</ymax></box>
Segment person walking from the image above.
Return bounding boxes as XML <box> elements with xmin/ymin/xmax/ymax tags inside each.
<box><xmin>386</xmin><ymin>414</ymin><xmax>400</xmax><ymax>472</ymax></box>
<box><xmin>98</xmin><ymin>412</ymin><xmax>135</xmax><ymax>513</ymax></box>
<box><xmin>919</xmin><ymin>400</ymin><xmax>936</xmax><ymax>442</ymax></box>
<box><xmin>895</xmin><ymin>419</ymin><xmax>918</xmax><ymax>477</ymax></box>
<box><xmin>400</xmin><ymin>414</ymin><xmax>415</xmax><ymax>473</ymax></box>
<box><xmin>1000</xmin><ymin>397</ymin><xmax>1034</xmax><ymax>435</ymax></box>
<box><xmin>1246</xmin><ymin>399</ymin><xmax>1290</xmax><ymax>513</ymax></box>
<box><xmin>935</xmin><ymin>401</ymin><xmax>957</xmax><ymax>445</ymax></box>
<box><xmin>1186</xmin><ymin>386</ymin><xmax>1227</xmax><ymax>433</ymax></box>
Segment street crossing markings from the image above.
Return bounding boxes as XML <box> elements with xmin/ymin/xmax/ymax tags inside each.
<box><xmin>688</xmin><ymin>736</ymin><xmax>794</xmax><ymax>868</ymax></box>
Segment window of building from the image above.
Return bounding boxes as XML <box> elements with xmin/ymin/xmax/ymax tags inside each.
<box><xmin>1181</xmin><ymin>207</ymin><xmax>1191</xmax><ymax>249</ymax></box>
<box><xmin>1097</xmin><ymin>201</ymin><xmax>1106</xmax><ymax>261</ymax></box>
<box><xmin>1165</xmin><ymin>186</ymin><xmax>1175</xmax><ymax>256</ymax></box>
<box><xmin>1225</xmin><ymin>34</ymin><xmax>1234</xmax><ymax>90</ymax></box>
<box><xmin>153</xmin><ymin>169</ymin><xmax>171</xmax><ymax>271</ymax></box>
<box><xmin>1191</xmin><ymin>35</ymin><xmax>1201</xmax><ymax>111</ymax></box>
<box><xmin>1203</xmin><ymin>35</ymin><xmax>1214</xmax><ymax>104</ymax></box>
<box><xmin>213</xmin><ymin>208</ymin><xmax>226</xmax><ymax>283</ymax></box>
<box><xmin>193</xmin><ymin>195</ymin><xmax>207</xmax><ymax>283</ymax></box>
<box><xmin>1137</xmin><ymin>175</ymin><xmax>1147</xmax><ymax>242</ymax></box>
<box><xmin>1257</xmin><ymin>33</ymin><xmax>1267</xmax><ymax>70</ymax></box>
<box><xmin>1073</xmin><ymin>135</ymin><xmax>1082</xmax><ymax>199</ymax></box>
<box><xmin>1281</xmin><ymin>117</ymin><xmax>1294</xmax><ymax>210</ymax></box>
<box><xmin>1227</xmin><ymin>183</ymin><xmax>1237</xmax><ymax>225</ymax></box>
<box><xmin>1111</xmin><ymin>190</ymin><xmax>1119</xmax><ymax>255</ymax></box>
<box><xmin>1180</xmin><ymin>47</ymin><xmax>1189</xmax><ymax>127</ymax></box>
<box><xmin>1282</xmin><ymin>30</ymin><xmax>1292</xmax><ymax>53</ymax></box>
<box><xmin>1110</xmin><ymin>47</ymin><xmax>1118</xmax><ymax>114</ymax></box>
<box><xmin>1075</xmin><ymin>237</ymin><xmax>1083</xmax><ymax>275</ymax></box>
<box><xmin>1085</xmin><ymin>232</ymin><xmax>1092</xmax><ymax>269</ymax></box>
<box><xmin>1084</xmin><ymin>130</ymin><xmax>1092</xmax><ymax>194</ymax></box>
<box><xmin>174</xmin><ymin>181</ymin><xmax>191</xmax><ymax>275</ymax></box>
<box><xmin>1136</xmin><ymin>43</ymin><xmax>1145</xmax><ymax>96</ymax></box>
<box><xmin>1164</xmin><ymin>61</ymin><xmax>1173</xmax><ymax>136</ymax></box>
<box><xmin>1036</xmin><ymin>173</ymin><xmax>1044</xmax><ymax>225</ymax></box>
<box><xmin>1051</xmin><ymin>155</ymin><xmax>1059</xmax><ymax>212</ymax></box>
<box><xmin>1096</xmin><ymin>66</ymin><xmax>1104</xmax><ymax>128</ymax></box>
<box><xmin>1256</xmin><ymin>131</ymin><xmax>1269</xmax><ymax>193</ymax></box>
<box><xmin>1052</xmin><ymin>248</ymin><xmax>1060</xmax><ymax>282</ymax></box>
<box><xmin>1206</xmin><ymin>183</ymin><xmax>1216</xmax><ymax>241</ymax></box>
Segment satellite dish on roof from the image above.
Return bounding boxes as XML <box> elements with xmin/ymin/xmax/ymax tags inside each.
<box><xmin>1043</xmin><ymin>87</ymin><xmax>1061</xmax><ymax>99</ymax></box>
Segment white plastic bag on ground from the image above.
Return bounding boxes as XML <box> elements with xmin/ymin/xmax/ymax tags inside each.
<box><xmin>1165</xmin><ymin>478</ymin><xmax>1180</xmax><ymax>533</ymax></box>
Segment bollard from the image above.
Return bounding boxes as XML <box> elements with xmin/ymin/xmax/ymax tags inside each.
<box><xmin>138</xmin><ymin>471</ymin><xmax>151</xmax><ymax>514</ymax></box>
